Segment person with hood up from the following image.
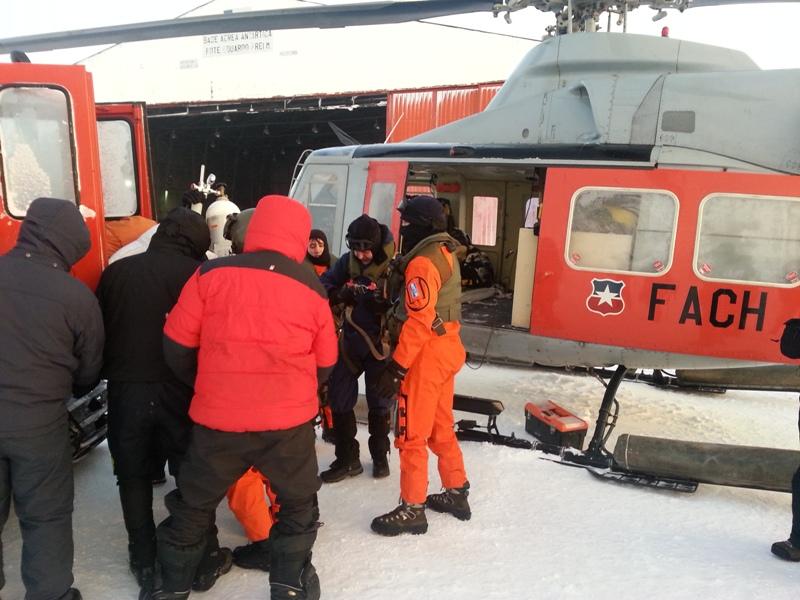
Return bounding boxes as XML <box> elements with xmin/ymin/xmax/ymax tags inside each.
<box><xmin>146</xmin><ymin>195</ymin><xmax>337</xmax><ymax>600</ymax></box>
<box><xmin>95</xmin><ymin>208</ymin><xmax>213</xmax><ymax>595</ymax></box>
<box><xmin>370</xmin><ymin>195</ymin><xmax>471</xmax><ymax>537</ymax></box>
<box><xmin>304</xmin><ymin>229</ymin><xmax>336</xmax><ymax>277</ymax></box>
<box><xmin>319</xmin><ymin>215</ymin><xmax>396</xmax><ymax>482</ymax></box>
<box><xmin>0</xmin><ymin>198</ymin><xmax>104</xmax><ymax>600</ymax></box>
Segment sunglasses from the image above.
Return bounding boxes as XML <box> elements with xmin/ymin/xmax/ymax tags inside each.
<box><xmin>346</xmin><ymin>238</ymin><xmax>374</xmax><ymax>251</ymax></box>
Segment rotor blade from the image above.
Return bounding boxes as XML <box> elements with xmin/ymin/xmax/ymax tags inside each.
<box><xmin>327</xmin><ymin>122</ymin><xmax>362</xmax><ymax>146</ymax></box>
<box><xmin>687</xmin><ymin>0</ymin><xmax>800</xmax><ymax>6</ymax></box>
<box><xmin>0</xmin><ymin>1</ymin><xmax>496</xmax><ymax>54</ymax></box>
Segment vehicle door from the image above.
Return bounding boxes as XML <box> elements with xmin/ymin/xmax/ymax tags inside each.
<box><xmin>0</xmin><ymin>63</ymin><xmax>104</xmax><ymax>289</ymax></box>
<box><xmin>532</xmin><ymin>167</ymin><xmax>800</xmax><ymax>364</ymax></box>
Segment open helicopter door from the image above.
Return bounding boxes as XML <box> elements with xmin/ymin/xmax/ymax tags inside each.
<box><xmin>532</xmin><ymin>167</ymin><xmax>800</xmax><ymax>365</ymax></box>
<box><xmin>0</xmin><ymin>63</ymin><xmax>105</xmax><ymax>289</ymax></box>
<box><xmin>363</xmin><ymin>161</ymin><xmax>408</xmax><ymax>239</ymax></box>
<box><xmin>95</xmin><ymin>102</ymin><xmax>155</xmax><ymax>222</ymax></box>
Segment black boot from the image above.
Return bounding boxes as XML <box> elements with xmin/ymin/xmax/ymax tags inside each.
<box><xmin>771</xmin><ymin>539</ymin><xmax>800</xmax><ymax>561</ymax></box>
<box><xmin>152</xmin><ymin>534</ymin><xmax>205</xmax><ymax>598</ymax></box>
<box><xmin>320</xmin><ymin>410</ymin><xmax>362</xmax><ymax>483</ymax></box>
<box><xmin>368</xmin><ymin>410</ymin><xmax>391</xmax><ymax>479</ymax></box>
<box><xmin>192</xmin><ymin>530</ymin><xmax>233</xmax><ymax>592</ymax></box>
<box><xmin>233</xmin><ymin>538</ymin><xmax>271</xmax><ymax>571</ymax></box>
<box><xmin>56</xmin><ymin>589</ymin><xmax>83</xmax><ymax>600</ymax></box>
<box><xmin>370</xmin><ymin>503</ymin><xmax>427</xmax><ymax>536</ymax></box>
<box><xmin>270</xmin><ymin>531</ymin><xmax>320</xmax><ymax>600</ymax></box>
<box><xmin>426</xmin><ymin>482</ymin><xmax>471</xmax><ymax>521</ymax></box>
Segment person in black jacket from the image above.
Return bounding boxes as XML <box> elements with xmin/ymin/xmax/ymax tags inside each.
<box><xmin>96</xmin><ymin>208</ymin><xmax>215</xmax><ymax>595</ymax></box>
<box><xmin>0</xmin><ymin>197</ymin><xmax>104</xmax><ymax>600</ymax></box>
<box><xmin>319</xmin><ymin>215</ymin><xmax>396</xmax><ymax>482</ymax></box>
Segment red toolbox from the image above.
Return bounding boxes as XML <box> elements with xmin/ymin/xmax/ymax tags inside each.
<box><xmin>524</xmin><ymin>401</ymin><xmax>588</xmax><ymax>449</ymax></box>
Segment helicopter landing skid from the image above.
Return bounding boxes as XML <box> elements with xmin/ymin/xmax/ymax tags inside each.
<box><xmin>540</xmin><ymin>455</ymin><xmax>698</xmax><ymax>493</ymax></box>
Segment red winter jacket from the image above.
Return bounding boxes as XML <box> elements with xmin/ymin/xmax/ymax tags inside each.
<box><xmin>164</xmin><ymin>195</ymin><xmax>338</xmax><ymax>432</ymax></box>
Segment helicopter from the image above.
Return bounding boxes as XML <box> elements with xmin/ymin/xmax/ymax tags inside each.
<box><xmin>2</xmin><ymin>0</ymin><xmax>800</xmax><ymax>487</ymax></box>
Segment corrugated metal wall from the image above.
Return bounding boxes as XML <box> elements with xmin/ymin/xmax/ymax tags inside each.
<box><xmin>386</xmin><ymin>82</ymin><xmax>502</xmax><ymax>142</ymax></box>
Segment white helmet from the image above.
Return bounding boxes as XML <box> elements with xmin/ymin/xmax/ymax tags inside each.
<box><xmin>206</xmin><ymin>197</ymin><xmax>240</xmax><ymax>257</ymax></box>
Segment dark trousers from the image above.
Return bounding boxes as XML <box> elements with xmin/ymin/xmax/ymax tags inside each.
<box><xmin>791</xmin><ymin>466</ymin><xmax>800</xmax><ymax>545</ymax></box>
<box><xmin>156</xmin><ymin>421</ymin><xmax>321</xmax><ymax>592</ymax></box>
<box><xmin>0</xmin><ymin>424</ymin><xmax>74</xmax><ymax>600</ymax></box>
<box><xmin>107</xmin><ymin>380</ymin><xmax>192</xmax><ymax>567</ymax></box>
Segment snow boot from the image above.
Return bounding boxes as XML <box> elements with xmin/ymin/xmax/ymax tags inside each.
<box><xmin>139</xmin><ymin>591</ymin><xmax>188</xmax><ymax>600</ymax></box>
<box><xmin>370</xmin><ymin>502</ymin><xmax>427</xmax><ymax>536</ymax></box>
<box><xmin>426</xmin><ymin>482</ymin><xmax>471</xmax><ymax>521</ymax></box>
<box><xmin>56</xmin><ymin>589</ymin><xmax>82</xmax><ymax>600</ymax></box>
<box><xmin>270</xmin><ymin>558</ymin><xmax>320</xmax><ymax>600</ymax></box>
<box><xmin>368</xmin><ymin>410</ymin><xmax>391</xmax><ymax>479</ymax></box>
<box><xmin>320</xmin><ymin>410</ymin><xmax>362</xmax><ymax>483</ymax></box>
<box><xmin>233</xmin><ymin>538</ymin><xmax>271</xmax><ymax>571</ymax></box>
<box><xmin>192</xmin><ymin>545</ymin><xmax>233</xmax><ymax>592</ymax></box>
<box><xmin>771</xmin><ymin>539</ymin><xmax>800</xmax><ymax>561</ymax></box>
<box><xmin>270</xmin><ymin>533</ymin><xmax>320</xmax><ymax>600</ymax></box>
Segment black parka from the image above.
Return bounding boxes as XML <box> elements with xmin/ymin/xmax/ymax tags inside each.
<box><xmin>96</xmin><ymin>207</ymin><xmax>210</xmax><ymax>382</ymax></box>
<box><xmin>0</xmin><ymin>198</ymin><xmax>104</xmax><ymax>437</ymax></box>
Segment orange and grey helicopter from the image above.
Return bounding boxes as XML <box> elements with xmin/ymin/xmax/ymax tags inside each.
<box><xmin>3</xmin><ymin>0</ymin><xmax>800</xmax><ymax>487</ymax></box>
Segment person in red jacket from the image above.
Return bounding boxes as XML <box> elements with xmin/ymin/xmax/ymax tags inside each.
<box><xmin>371</xmin><ymin>195</ymin><xmax>471</xmax><ymax>537</ymax></box>
<box><xmin>146</xmin><ymin>195</ymin><xmax>337</xmax><ymax>600</ymax></box>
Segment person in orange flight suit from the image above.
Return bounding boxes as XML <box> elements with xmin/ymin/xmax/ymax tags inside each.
<box><xmin>371</xmin><ymin>195</ymin><xmax>471</xmax><ymax>536</ymax></box>
<box><xmin>104</xmin><ymin>215</ymin><xmax>156</xmax><ymax>260</ymax></box>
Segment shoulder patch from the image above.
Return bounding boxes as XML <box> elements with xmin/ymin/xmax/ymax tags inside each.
<box><xmin>405</xmin><ymin>276</ymin><xmax>430</xmax><ymax>312</ymax></box>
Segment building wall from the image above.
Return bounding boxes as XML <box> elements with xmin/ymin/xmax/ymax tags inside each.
<box><xmin>386</xmin><ymin>83</ymin><xmax>502</xmax><ymax>142</ymax></box>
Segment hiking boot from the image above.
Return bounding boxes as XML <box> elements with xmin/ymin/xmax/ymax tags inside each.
<box><xmin>191</xmin><ymin>547</ymin><xmax>232</xmax><ymax>592</ymax></box>
<box><xmin>320</xmin><ymin>457</ymin><xmax>363</xmax><ymax>483</ymax></box>
<box><xmin>372</xmin><ymin>454</ymin><xmax>390</xmax><ymax>479</ymax></box>
<box><xmin>233</xmin><ymin>539</ymin><xmax>271</xmax><ymax>571</ymax></box>
<box><xmin>426</xmin><ymin>483</ymin><xmax>471</xmax><ymax>521</ymax></box>
<box><xmin>371</xmin><ymin>502</ymin><xmax>427</xmax><ymax>536</ymax></box>
<box><xmin>131</xmin><ymin>564</ymin><xmax>157</xmax><ymax>593</ymax></box>
<box><xmin>771</xmin><ymin>539</ymin><xmax>800</xmax><ymax>561</ymax></box>
<box><xmin>270</xmin><ymin>559</ymin><xmax>320</xmax><ymax>600</ymax></box>
<box><xmin>139</xmin><ymin>591</ymin><xmax>188</xmax><ymax>600</ymax></box>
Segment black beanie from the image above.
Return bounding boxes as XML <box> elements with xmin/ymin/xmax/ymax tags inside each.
<box><xmin>346</xmin><ymin>214</ymin><xmax>382</xmax><ymax>250</ymax></box>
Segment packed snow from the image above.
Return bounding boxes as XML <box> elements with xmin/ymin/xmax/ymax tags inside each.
<box><xmin>2</xmin><ymin>364</ymin><xmax>798</xmax><ymax>599</ymax></box>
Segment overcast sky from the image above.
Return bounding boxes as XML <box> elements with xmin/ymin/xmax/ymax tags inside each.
<box><xmin>3</xmin><ymin>0</ymin><xmax>800</xmax><ymax>69</ymax></box>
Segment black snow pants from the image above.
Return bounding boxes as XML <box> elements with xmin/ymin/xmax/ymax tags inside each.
<box><xmin>156</xmin><ymin>421</ymin><xmax>321</xmax><ymax>595</ymax></box>
<box><xmin>0</xmin><ymin>422</ymin><xmax>74</xmax><ymax>600</ymax></box>
<box><xmin>106</xmin><ymin>380</ymin><xmax>193</xmax><ymax>569</ymax></box>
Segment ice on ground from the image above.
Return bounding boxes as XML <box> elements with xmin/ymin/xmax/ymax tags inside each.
<box><xmin>2</xmin><ymin>364</ymin><xmax>798</xmax><ymax>599</ymax></box>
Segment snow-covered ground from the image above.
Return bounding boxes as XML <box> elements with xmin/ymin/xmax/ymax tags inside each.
<box><xmin>2</xmin><ymin>364</ymin><xmax>798</xmax><ymax>599</ymax></box>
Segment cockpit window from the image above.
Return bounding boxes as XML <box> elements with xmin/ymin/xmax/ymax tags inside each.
<box><xmin>97</xmin><ymin>119</ymin><xmax>138</xmax><ymax>217</ymax></box>
<box><xmin>292</xmin><ymin>164</ymin><xmax>347</xmax><ymax>244</ymax></box>
<box><xmin>566</xmin><ymin>187</ymin><xmax>677</xmax><ymax>275</ymax></box>
<box><xmin>0</xmin><ymin>86</ymin><xmax>77</xmax><ymax>217</ymax></box>
<box><xmin>696</xmin><ymin>193</ymin><xmax>800</xmax><ymax>286</ymax></box>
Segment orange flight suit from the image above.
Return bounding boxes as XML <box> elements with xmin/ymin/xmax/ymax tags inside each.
<box><xmin>226</xmin><ymin>467</ymin><xmax>278</xmax><ymax>542</ymax></box>
<box><xmin>392</xmin><ymin>246</ymin><xmax>468</xmax><ymax>505</ymax></box>
<box><xmin>104</xmin><ymin>215</ymin><xmax>156</xmax><ymax>260</ymax></box>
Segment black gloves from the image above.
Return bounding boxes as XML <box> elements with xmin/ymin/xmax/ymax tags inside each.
<box><xmin>335</xmin><ymin>285</ymin><xmax>358</xmax><ymax>306</ymax></box>
<box><xmin>364</xmin><ymin>290</ymin><xmax>390</xmax><ymax>315</ymax></box>
<box><xmin>376</xmin><ymin>359</ymin><xmax>407</xmax><ymax>399</ymax></box>
<box><xmin>181</xmin><ymin>189</ymin><xmax>205</xmax><ymax>209</ymax></box>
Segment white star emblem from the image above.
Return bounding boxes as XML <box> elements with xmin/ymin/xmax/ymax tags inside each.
<box><xmin>595</xmin><ymin>285</ymin><xmax>617</xmax><ymax>306</ymax></box>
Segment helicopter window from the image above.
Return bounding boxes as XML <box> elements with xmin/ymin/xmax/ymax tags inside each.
<box><xmin>696</xmin><ymin>194</ymin><xmax>800</xmax><ymax>286</ymax></box>
<box><xmin>292</xmin><ymin>164</ymin><xmax>348</xmax><ymax>245</ymax></box>
<box><xmin>0</xmin><ymin>86</ymin><xmax>77</xmax><ymax>218</ymax></box>
<box><xmin>97</xmin><ymin>119</ymin><xmax>138</xmax><ymax>218</ymax></box>
<box><xmin>472</xmin><ymin>195</ymin><xmax>498</xmax><ymax>246</ymax></box>
<box><xmin>567</xmin><ymin>187</ymin><xmax>677</xmax><ymax>275</ymax></box>
<box><xmin>367</xmin><ymin>182</ymin><xmax>396</xmax><ymax>228</ymax></box>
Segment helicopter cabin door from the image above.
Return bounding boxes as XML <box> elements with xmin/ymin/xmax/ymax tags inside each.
<box><xmin>96</xmin><ymin>103</ymin><xmax>155</xmax><ymax>221</ymax></box>
<box><xmin>363</xmin><ymin>161</ymin><xmax>407</xmax><ymax>240</ymax></box>
<box><xmin>0</xmin><ymin>63</ymin><xmax>105</xmax><ymax>290</ymax></box>
<box><xmin>532</xmin><ymin>167</ymin><xmax>800</xmax><ymax>365</ymax></box>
